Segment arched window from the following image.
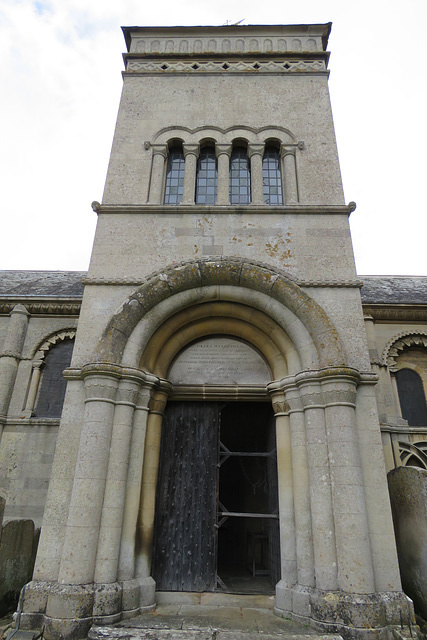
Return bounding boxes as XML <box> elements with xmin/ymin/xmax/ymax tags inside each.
<box><xmin>35</xmin><ymin>338</ymin><xmax>74</xmax><ymax>418</ymax></box>
<box><xmin>395</xmin><ymin>368</ymin><xmax>427</xmax><ymax>426</ymax></box>
<box><xmin>195</xmin><ymin>146</ymin><xmax>217</xmax><ymax>204</ymax></box>
<box><xmin>229</xmin><ymin>146</ymin><xmax>251</xmax><ymax>204</ymax></box>
<box><xmin>164</xmin><ymin>144</ymin><xmax>185</xmax><ymax>204</ymax></box>
<box><xmin>263</xmin><ymin>145</ymin><xmax>283</xmax><ymax>205</ymax></box>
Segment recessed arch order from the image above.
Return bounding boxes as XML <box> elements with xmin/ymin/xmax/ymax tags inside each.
<box><xmin>95</xmin><ymin>258</ymin><xmax>347</xmax><ymax>375</ymax></box>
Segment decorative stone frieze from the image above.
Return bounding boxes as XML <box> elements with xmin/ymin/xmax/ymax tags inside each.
<box><xmin>128</xmin><ymin>32</ymin><xmax>325</xmax><ymax>56</ymax></box>
<box><xmin>125</xmin><ymin>59</ymin><xmax>327</xmax><ymax>75</ymax></box>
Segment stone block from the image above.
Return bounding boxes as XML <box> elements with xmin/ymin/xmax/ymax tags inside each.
<box><xmin>121</xmin><ymin>578</ymin><xmax>140</xmax><ymax>612</ymax></box>
<box><xmin>93</xmin><ymin>581</ymin><xmax>122</xmax><ymax>620</ymax></box>
<box><xmin>0</xmin><ymin>520</ymin><xmax>38</xmax><ymax>617</ymax></box>
<box><xmin>22</xmin><ymin>580</ymin><xmax>51</xmax><ymax>614</ymax></box>
<box><xmin>44</xmin><ymin>614</ymin><xmax>92</xmax><ymax>640</ymax></box>
<box><xmin>45</xmin><ymin>583</ymin><xmax>94</xmax><ymax>620</ymax></box>
<box><xmin>387</xmin><ymin>466</ymin><xmax>427</xmax><ymax>620</ymax></box>
<box><xmin>138</xmin><ymin>576</ymin><xmax>156</xmax><ymax>608</ymax></box>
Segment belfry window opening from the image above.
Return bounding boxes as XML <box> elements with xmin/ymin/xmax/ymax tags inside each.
<box><xmin>263</xmin><ymin>145</ymin><xmax>283</xmax><ymax>205</ymax></box>
<box><xmin>164</xmin><ymin>143</ymin><xmax>185</xmax><ymax>204</ymax></box>
<box><xmin>230</xmin><ymin>146</ymin><xmax>251</xmax><ymax>204</ymax></box>
<box><xmin>195</xmin><ymin>146</ymin><xmax>217</xmax><ymax>204</ymax></box>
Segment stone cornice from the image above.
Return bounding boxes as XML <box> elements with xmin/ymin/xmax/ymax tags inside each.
<box><xmin>91</xmin><ymin>202</ymin><xmax>356</xmax><ymax>216</ymax></box>
<box><xmin>0</xmin><ymin>299</ymin><xmax>81</xmax><ymax>316</ymax></box>
<box><xmin>122</xmin><ymin>24</ymin><xmax>332</xmax><ymax>56</ymax></box>
<box><xmin>63</xmin><ymin>362</ymin><xmax>163</xmax><ymax>388</ymax></box>
<box><xmin>363</xmin><ymin>304</ymin><xmax>427</xmax><ymax>322</ymax></box>
<box><xmin>82</xmin><ymin>276</ymin><xmax>363</xmax><ymax>288</ymax></box>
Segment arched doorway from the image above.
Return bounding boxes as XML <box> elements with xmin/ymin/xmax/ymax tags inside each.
<box><xmin>150</xmin><ymin>335</ymin><xmax>280</xmax><ymax>594</ymax></box>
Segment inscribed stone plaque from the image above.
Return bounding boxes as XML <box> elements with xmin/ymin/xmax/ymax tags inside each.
<box><xmin>168</xmin><ymin>337</ymin><xmax>271</xmax><ymax>385</ymax></box>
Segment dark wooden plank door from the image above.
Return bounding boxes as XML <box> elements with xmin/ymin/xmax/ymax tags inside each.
<box><xmin>152</xmin><ymin>402</ymin><xmax>219</xmax><ymax>591</ymax></box>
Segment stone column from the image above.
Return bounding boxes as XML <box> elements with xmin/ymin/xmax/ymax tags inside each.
<box><xmin>281</xmin><ymin>146</ymin><xmax>298</xmax><ymax>204</ymax></box>
<box><xmin>40</xmin><ymin>366</ymin><xmax>120</xmax><ymax>639</ymax></box>
<box><xmin>298</xmin><ymin>373</ymin><xmax>338</xmax><ymax>591</ymax></box>
<box><xmin>355</xmin><ymin>374</ymin><xmax>402</xmax><ymax>593</ymax></box>
<box><xmin>215</xmin><ymin>143</ymin><xmax>232</xmax><ymax>205</ymax></box>
<box><xmin>322</xmin><ymin>369</ymin><xmax>375</xmax><ymax>594</ymax></box>
<box><xmin>32</xmin><ymin>371</ymin><xmax>85</xmax><ymax>586</ymax></box>
<box><xmin>56</xmin><ymin>367</ymin><xmax>119</xmax><ymax>585</ymax></box>
<box><xmin>93</xmin><ymin>370</ymin><xmax>157</xmax><ymax>624</ymax></box>
<box><xmin>0</xmin><ymin>304</ymin><xmax>29</xmax><ymax>437</ymax></box>
<box><xmin>134</xmin><ymin>387</ymin><xmax>170</xmax><ymax>593</ymax></box>
<box><xmin>23</xmin><ymin>360</ymin><xmax>43</xmax><ymax>416</ymax></box>
<box><xmin>285</xmin><ymin>382</ymin><xmax>315</xmax><ymax>616</ymax></box>
<box><xmin>147</xmin><ymin>144</ymin><xmax>168</xmax><ymax>204</ymax></box>
<box><xmin>117</xmin><ymin>378</ymin><xmax>163</xmax><ymax>617</ymax></box>
<box><xmin>182</xmin><ymin>143</ymin><xmax>200</xmax><ymax>205</ymax></box>
<box><xmin>270</xmin><ymin>391</ymin><xmax>296</xmax><ymax>613</ymax></box>
<box><xmin>248</xmin><ymin>143</ymin><xmax>265</xmax><ymax>205</ymax></box>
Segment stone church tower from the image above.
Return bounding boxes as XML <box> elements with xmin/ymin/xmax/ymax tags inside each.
<box><xmin>20</xmin><ymin>24</ymin><xmax>409</xmax><ymax>639</ymax></box>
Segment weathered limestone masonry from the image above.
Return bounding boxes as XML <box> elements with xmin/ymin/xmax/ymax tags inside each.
<box><xmin>0</xmin><ymin>272</ymin><xmax>83</xmax><ymax>526</ymax></box>
<box><xmin>16</xmin><ymin>24</ymin><xmax>412</xmax><ymax>640</ymax></box>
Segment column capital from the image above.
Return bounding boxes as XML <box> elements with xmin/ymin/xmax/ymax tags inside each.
<box><xmin>281</xmin><ymin>144</ymin><xmax>296</xmax><ymax>158</ymax></box>
<box><xmin>269</xmin><ymin>390</ymin><xmax>290</xmax><ymax>416</ymax></box>
<box><xmin>248</xmin><ymin>143</ymin><xmax>265</xmax><ymax>158</ymax></box>
<box><xmin>183</xmin><ymin>143</ymin><xmax>200</xmax><ymax>159</ymax></box>
<box><xmin>215</xmin><ymin>143</ymin><xmax>232</xmax><ymax>158</ymax></box>
<box><xmin>151</xmin><ymin>144</ymin><xmax>168</xmax><ymax>159</ymax></box>
<box><xmin>148</xmin><ymin>385</ymin><xmax>171</xmax><ymax>416</ymax></box>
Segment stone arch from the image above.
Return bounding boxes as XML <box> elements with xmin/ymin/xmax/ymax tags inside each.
<box><xmin>139</xmin><ymin>301</ymin><xmax>298</xmax><ymax>379</ymax></box>
<box><xmin>96</xmin><ymin>258</ymin><xmax>346</xmax><ymax>369</ymax></box>
<box><xmin>383</xmin><ymin>331</ymin><xmax>427</xmax><ymax>371</ymax></box>
<box><xmin>152</xmin><ymin>124</ymin><xmax>296</xmax><ymax>145</ymax></box>
<box><xmin>399</xmin><ymin>441</ymin><xmax>427</xmax><ymax>469</ymax></box>
<box><xmin>33</xmin><ymin>328</ymin><xmax>76</xmax><ymax>360</ymax></box>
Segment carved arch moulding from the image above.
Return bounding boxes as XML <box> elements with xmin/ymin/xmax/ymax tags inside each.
<box><xmin>383</xmin><ymin>331</ymin><xmax>427</xmax><ymax>372</ymax></box>
<box><xmin>150</xmin><ymin>124</ymin><xmax>298</xmax><ymax>147</ymax></box>
<box><xmin>33</xmin><ymin>329</ymin><xmax>76</xmax><ymax>361</ymax></box>
<box><xmin>95</xmin><ymin>257</ymin><xmax>346</xmax><ymax>369</ymax></box>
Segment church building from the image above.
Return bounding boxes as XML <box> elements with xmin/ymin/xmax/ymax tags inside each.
<box><xmin>0</xmin><ymin>23</ymin><xmax>426</xmax><ymax>640</ymax></box>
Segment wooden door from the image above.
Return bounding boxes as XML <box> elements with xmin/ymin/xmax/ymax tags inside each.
<box><xmin>152</xmin><ymin>402</ymin><xmax>219</xmax><ymax>591</ymax></box>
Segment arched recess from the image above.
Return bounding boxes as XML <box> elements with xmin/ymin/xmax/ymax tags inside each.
<box><xmin>96</xmin><ymin>258</ymin><xmax>346</xmax><ymax>370</ymax></box>
<box><xmin>139</xmin><ymin>301</ymin><xmax>299</xmax><ymax>379</ymax></box>
<box><xmin>133</xmin><ymin>302</ymin><xmax>295</xmax><ymax>592</ymax></box>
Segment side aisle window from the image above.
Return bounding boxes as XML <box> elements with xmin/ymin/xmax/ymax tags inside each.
<box><xmin>35</xmin><ymin>338</ymin><xmax>74</xmax><ymax>418</ymax></box>
<box><xmin>395</xmin><ymin>368</ymin><xmax>427</xmax><ymax>426</ymax></box>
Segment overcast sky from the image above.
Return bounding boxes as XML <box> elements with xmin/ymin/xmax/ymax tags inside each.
<box><xmin>1</xmin><ymin>0</ymin><xmax>426</xmax><ymax>275</ymax></box>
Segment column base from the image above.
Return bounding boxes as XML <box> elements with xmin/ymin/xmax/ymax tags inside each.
<box><xmin>18</xmin><ymin>577</ymin><xmax>157</xmax><ymax>639</ymax></box>
<box><xmin>274</xmin><ymin>584</ymin><xmax>415</xmax><ymax>639</ymax></box>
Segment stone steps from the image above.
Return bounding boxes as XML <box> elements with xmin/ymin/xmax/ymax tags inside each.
<box><xmin>88</xmin><ymin>599</ymin><xmax>343</xmax><ymax>640</ymax></box>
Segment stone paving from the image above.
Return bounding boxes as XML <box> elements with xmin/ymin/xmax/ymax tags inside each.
<box><xmin>89</xmin><ymin>600</ymin><xmax>342</xmax><ymax>640</ymax></box>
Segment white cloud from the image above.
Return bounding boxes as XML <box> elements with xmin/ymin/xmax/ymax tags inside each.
<box><xmin>0</xmin><ymin>0</ymin><xmax>426</xmax><ymax>273</ymax></box>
